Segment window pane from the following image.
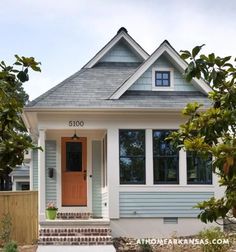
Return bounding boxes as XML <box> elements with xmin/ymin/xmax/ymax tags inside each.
<box><xmin>119</xmin><ymin>130</ymin><xmax>145</xmax><ymax>184</ymax></box>
<box><xmin>156</xmin><ymin>73</ymin><xmax>162</xmax><ymax>79</ymax></box>
<box><xmin>153</xmin><ymin>130</ymin><xmax>176</xmax><ymax>156</ymax></box>
<box><xmin>156</xmin><ymin>79</ymin><xmax>162</xmax><ymax>86</ymax></box>
<box><xmin>162</xmin><ymin>73</ymin><xmax>169</xmax><ymax>79</ymax></box>
<box><xmin>187</xmin><ymin>152</ymin><xmax>212</xmax><ymax>184</ymax></box>
<box><xmin>66</xmin><ymin>142</ymin><xmax>82</xmax><ymax>171</ymax></box>
<box><xmin>120</xmin><ymin>157</ymin><xmax>145</xmax><ymax>184</ymax></box>
<box><xmin>163</xmin><ymin>80</ymin><xmax>170</xmax><ymax>86</ymax></box>
<box><xmin>154</xmin><ymin>157</ymin><xmax>179</xmax><ymax>183</ymax></box>
<box><xmin>153</xmin><ymin>130</ymin><xmax>179</xmax><ymax>184</ymax></box>
<box><xmin>120</xmin><ymin>130</ymin><xmax>145</xmax><ymax>156</ymax></box>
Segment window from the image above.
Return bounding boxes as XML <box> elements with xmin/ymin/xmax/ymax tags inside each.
<box><xmin>187</xmin><ymin>152</ymin><xmax>212</xmax><ymax>184</ymax></box>
<box><xmin>119</xmin><ymin>130</ymin><xmax>145</xmax><ymax>184</ymax></box>
<box><xmin>155</xmin><ymin>71</ymin><xmax>170</xmax><ymax>87</ymax></box>
<box><xmin>66</xmin><ymin>142</ymin><xmax>82</xmax><ymax>171</ymax></box>
<box><xmin>152</xmin><ymin>68</ymin><xmax>174</xmax><ymax>90</ymax></box>
<box><xmin>153</xmin><ymin>130</ymin><xmax>179</xmax><ymax>184</ymax></box>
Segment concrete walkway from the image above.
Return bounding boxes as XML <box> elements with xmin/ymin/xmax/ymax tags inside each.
<box><xmin>37</xmin><ymin>245</ymin><xmax>116</xmax><ymax>252</ymax></box>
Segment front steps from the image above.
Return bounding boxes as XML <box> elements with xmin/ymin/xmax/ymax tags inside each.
<box><xmin>38</xmin><ymin>217</ymin><xmax>113</xmax><ymax>246</ymax></box>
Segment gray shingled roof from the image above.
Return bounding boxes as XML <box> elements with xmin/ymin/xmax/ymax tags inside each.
<box><xmin>26</xmin><ymin>63</ymin><xmax>211</xmax><ymax>110</ymax></box>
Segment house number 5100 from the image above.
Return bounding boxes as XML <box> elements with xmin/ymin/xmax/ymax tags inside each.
<box><xmin>69</xmin><ymin>120</ymin><xmax>84</xmax><ymax>127</ymax></box>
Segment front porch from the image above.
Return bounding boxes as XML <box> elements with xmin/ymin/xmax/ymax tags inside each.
<box><xmin>34</xmin><ymin>128</ymin><xmax>110</xmax><ymax>221</ymax></box>
<box><xmin>31</xmin><ymin>127</ymin><xmax>116</xmax><ymax>246</ymax></box>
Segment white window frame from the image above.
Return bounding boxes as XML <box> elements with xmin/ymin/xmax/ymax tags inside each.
<box><xmin>152</xmin><ymin>67</ymin><xmax>174</xmax><ymax>91</ymax></box>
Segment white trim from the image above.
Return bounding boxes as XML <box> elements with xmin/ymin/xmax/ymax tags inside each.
<box><xmin>152</xmin><ymin>67</ymin><xmax>174</xmax><ymax>91</ymax></box>
<box><xmin>145</xmin><ymin>129</ymin><xmax>153</xmax><ymax>185</ymax></box>
<box><xmin>107</xmin><ymin>128</ymin><xmax>119</xmax><ymax>219</ymax></box>
<box><xmin>110</xmin><ymin>41</ymin><xmax>212</xmax><ymax>99</ymax></box>
<box><xmin>29</xmin><ymin>151</ymin><xmax>33</xmax><ymax>190</ymax></box>
<box><xmin>84</xmin><ymin>31</ymin><xmax>149</xmax><ymax>68</ymax></box>
<box><xmin>38</xmin><ymin>129</ymin><xmax>46</xmax><ymax>221</ymax></box>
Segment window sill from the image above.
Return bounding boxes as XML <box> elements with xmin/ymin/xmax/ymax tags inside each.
<box><xmin>152</xmin><ymin>87</ymin><xmax>175</xmax><ymax>91</ymax></box>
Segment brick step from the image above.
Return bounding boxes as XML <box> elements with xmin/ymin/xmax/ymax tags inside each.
<box><xmin>39</xmin><ymin>227</ymin><xmax>111</xmax><ymax>236</ymax></box>
<box><xmin>38</xmin><ymin>235</ymin><xmax>113</xmax><ymax>245</ymax></box>
<box><xmin>56</xmin><ymin>212</ymin><xmax>92</xmax><ymax>219</ymax></box>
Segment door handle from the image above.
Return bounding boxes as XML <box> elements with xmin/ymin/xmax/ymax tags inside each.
<box><xmin>84</xmin><ymin>170</ymin><xmax>87</xmax><ymax>180</ymax></box>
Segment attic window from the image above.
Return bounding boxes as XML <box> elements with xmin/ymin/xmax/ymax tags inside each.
<box><xmin>155</xmin><ymin>71</ymin><xmax>170</xmax><ymax>87</ymax></box>
<box><xmin>152</xmin><ymin>68</ymin><xmax>174</xmax><ymax>90</ymax></box>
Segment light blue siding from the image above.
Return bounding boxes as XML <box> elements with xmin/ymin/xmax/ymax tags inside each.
<box><xmin>92</xmin><ymin>141</ymin><xmax>102</xmax><ymax>217</ymax></box>
<box><xmin>129</xmin><ymin>55</ymin><xmax>198</xmax><ymax>92</ymax></box>
<box><xmin>102</xmin><ymin>191</ymin><xmax>108</xmax><ymax>218</ymax></box>
<box><xmin>45</xmin><ymin>140</ymin><xmax>57</xmax><ymax>205</ymax></box>
<box><xmin>100</xmin><ymin>39</ymin><xmax>142</xmax><ymax>63</ymax></box>
<box><xmin>120</xmin><ymin>191</ymin><xmax>214</xmax><ymax>218</ymax></box>
<box><xmin>32</xmin><ymin>149</ymin><xmax>38</xmax><ymax>190</ymax></box>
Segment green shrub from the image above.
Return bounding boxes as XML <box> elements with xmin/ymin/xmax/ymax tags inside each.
<box><xmin>198</xmin><ymin>227</ymin><xmax>231</xmax><ymax>252</ymax></box>
<box><xmin>0</xmin><ymin>214</ymin><xmax>12</xmax><ymax>245</ymax></box>
<box><xmin>138</xmin><ymin>241</ymin><xmax>153</xmax><ymax>252</ymax></box>
<box><xmin>3</xmin><ymin>241</ymin><xmax>18</xmax><ymax>252</ymax></box>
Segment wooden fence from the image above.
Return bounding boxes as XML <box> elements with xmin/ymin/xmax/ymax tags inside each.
<box><xmin>0</xmin><ymin>191</ymin><xmax>38</xmax><ymax>245</ymax></box>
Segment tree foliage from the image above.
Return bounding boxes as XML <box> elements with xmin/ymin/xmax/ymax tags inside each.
<box><xmin>168</xmin><ymin>45</ymin><xmax>236</xmax><ymax>223</ymax></box>
<box><xmin>0</xmin><ymin>55</ymin><xmax>41</xmax><ymax>173</ymax></box>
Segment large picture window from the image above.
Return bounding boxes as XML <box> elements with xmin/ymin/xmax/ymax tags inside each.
<box><xmin>153</xmin><ymin>130</ymin><xmax>179</xmax><ymax>184</ymax></box>
<box><xmin>187</xmin><ymin>152</ymin><xmax>212</xmax><ymax>184</ymax></box>
<box><xmin>119</xmin><ymin>130</ymin><xmax>145</xmax><ymax>184</ymax></box>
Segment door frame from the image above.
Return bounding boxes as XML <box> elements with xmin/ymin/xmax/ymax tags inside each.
<box><xmin>59</xmin><ymin>136</ymin><xmax>87</xmax><ymax>207</ymax></box>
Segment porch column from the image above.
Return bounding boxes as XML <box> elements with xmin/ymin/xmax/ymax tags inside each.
<box><xmin>38</xmin><ymin>129</ymin><xmax>46</xmax><ymax>221</ymax></box>
<box><xmin>179</xmin><ymin>149</ymin><xmax>187</xmax><ymax>185</ymax></box>
<box><xmin>107</xmin><ymin>128</ymin><xmax>119</xmax><ymax>219</ymax></box>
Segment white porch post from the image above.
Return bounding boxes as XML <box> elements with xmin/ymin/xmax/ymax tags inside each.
<box><xmin>179</xmin><ymin>149</ymin><xmax>187</xmax><ymax>185</ymax></box>
<box><xmin>146</xmin><ymin>129</ymin><xmax>153</xmax><ymax>185</ymax></box>
<box><xmin>107</xmin><ymin>128</ymin><xmax>119</xmax><ymax>219</ymax></box>
<box><xmin>38</xmin><ymin>129</ymin><xmax>46</xmax><ymax>221</ymax></box>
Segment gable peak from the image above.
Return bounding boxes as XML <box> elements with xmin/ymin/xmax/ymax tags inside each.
<box><xmin>117</xmin><ymin>27</ymin><xmax>128</xmax><ymax>34</ymax></box>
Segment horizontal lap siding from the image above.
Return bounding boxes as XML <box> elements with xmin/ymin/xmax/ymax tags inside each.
<box><xmin>45</xmin><ymin>140</ymin><xmax>57</xmax><ymax>205</ymax></box>
<box><xmin>120</xmin><ymin>192</ymin><xmax>214</xmax><ymax>218</ymax></box>
<box><xmin>92</xmin><ymin>141</ymin><xmax>102</xmax><ymax>217</ymax></box>
<box><xmin>100</xmin><ymin>40</ymin><xmax>141</xmax><ymax>63</ymax></box>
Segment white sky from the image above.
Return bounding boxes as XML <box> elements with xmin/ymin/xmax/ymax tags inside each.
<box><xmin>1</xmin><ymin>0</ymin><xmax>236</xmax><ymax>100</ymax></box>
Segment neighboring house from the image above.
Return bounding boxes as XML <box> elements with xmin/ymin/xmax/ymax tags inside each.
<box><xmin>9</xmin><ymin>165</ymin><xmax>30</xmax><ymax>191</ymax></box>
<box><xmin>22</xmin><ymin>27</ymin><xmax>224</xmax><ymax>243</ymax></box>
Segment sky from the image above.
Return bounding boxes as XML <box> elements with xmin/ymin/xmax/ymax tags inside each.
<box><xmin>1</xmin><ymin>0</ymin><xmax>236</xmax><ymax>100</ymax></box>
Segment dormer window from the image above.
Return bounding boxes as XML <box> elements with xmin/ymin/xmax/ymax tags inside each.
<box><xmin>155</xmin><ymin>71</ymin><xmax>170</xmax><ymax>87</ymax></box>
<box><xmin>152</xmin><ymin>68</ymin><xmax>174</xmax><ymax>91</ymax></box>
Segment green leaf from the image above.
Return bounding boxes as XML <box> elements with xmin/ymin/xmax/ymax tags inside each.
<box><xmin>192</xmin><ymin>44</ymin><xmax>205</xmax><ymax>58</ymax></box>
<box><xmin>17</xmin><ymin>71</ymin><xmax>29</xmax><ymax>82</ymax></box>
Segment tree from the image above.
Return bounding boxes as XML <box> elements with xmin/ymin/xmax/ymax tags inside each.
<box><xmin>0</xmin><ymin>55</ymin><xmax>41</xmax><ymax>184</ymax></box>
<box><xmin>168</xmin><ymin>45</ymin><xmax>236</xmax><ymax>224</ymax></box>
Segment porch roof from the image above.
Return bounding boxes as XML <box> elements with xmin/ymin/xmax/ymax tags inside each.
<box><xmin>25</xmin><ymin>62</ymin><xmax>211</xmax><ymax>111</ymax></box>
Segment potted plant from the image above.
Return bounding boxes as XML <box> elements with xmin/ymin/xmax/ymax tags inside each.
<box><xmin>46</xmin><ymin>202</ymin><xmax>58</xmax><ymax>220</ymax></box>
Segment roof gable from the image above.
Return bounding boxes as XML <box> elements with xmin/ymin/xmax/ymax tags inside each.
<box><xmin>99</xmin><ymin>38</ymin><xmax>143</xmax><ymax>63</ymax></box>
<box><xmin>128</xmin><ymin>54</ymin><xmax>199</xmax><ymax>92</ymax></box>
<box><xmin>83</xmin><ymin>27</ymin><xmax>149</xmax><ymax>68</ymax></box>
<box><xmin>109</xmin><ymin>40</ymin><xmax>212</xmax><ymax>99</ymax></box>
